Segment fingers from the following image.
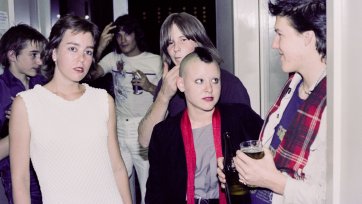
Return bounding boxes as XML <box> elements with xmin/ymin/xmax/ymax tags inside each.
<box><xmin>217</xmin><ymin>166</ymin><xmax>226</xmax><ymax>187</ymax></box>
<box><xmin>136</xmin><ymin>70</ymin><xmax>146</xmax><ymax>78</ymax></box>
<box><xmin>99</xmin><ymin>22</ymin><xmax>116</xmax><ymax>49</ymax></box>
<box><xmin>217</xmin><ymin>157</ymin><xmax>224</xmax><ymax>170</ymax></box>
<box><xmin>217</xmin><ymin>157</ymin><xmax>226</xmax><ymax>188</ymax></box>
<box><xmin>103</xmin><ymin>22</ymin><xmax>116</xmax><ymax>35</ymax></box>
<box><xmin>162</xmin><ymin>62</ymin><xmax>169</xmax><ymax>78</ymax></box>
<box><xmin>5</xmin><ymin>110</ymin><xmax>11</xmax><ymax>119</ymax></box>
<box><xmin>220</xmin><ymin>183</ymin><xmax>226</xmax><ymax>189</ymax></box>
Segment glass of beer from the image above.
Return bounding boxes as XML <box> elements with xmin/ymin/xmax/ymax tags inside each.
<box><xmin>240</xmin><ymin>140</ymin><xmax>264</xmax><ymax>159</ymax></box>
<box><xmin>240</xmin><ymin>140</ymin><xmax>264</xmax><ymax>188</ymax></box>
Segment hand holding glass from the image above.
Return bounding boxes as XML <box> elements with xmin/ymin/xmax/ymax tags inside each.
<box><xmin>240</xmin><ymin>140</ymin><xmax>264</xmax><ymax>159</ymax></box>
<box><xmin>239</xmin><ymin>140</ymin><xmax>264</xmax><ymax>187</ymax></box>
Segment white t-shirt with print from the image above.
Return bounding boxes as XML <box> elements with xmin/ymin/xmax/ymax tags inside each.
<box><xmin>99</xmin><ymin>52</ymin><xmax>162</xmax><ymax>118</ymax></box>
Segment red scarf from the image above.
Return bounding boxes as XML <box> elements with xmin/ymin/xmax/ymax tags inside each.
<box><xmin>180</xmin><ymin>107</ymin><xmax>226</xmax><ymax>204</ymax></box>
<box><xmin>260</xmin><ymin>74</ymin><xmax>327</xmax><ymax>179</ymax></box>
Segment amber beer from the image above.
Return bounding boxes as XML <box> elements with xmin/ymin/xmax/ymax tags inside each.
<box><xmin>242</xmin><ymin>147</ymin><xmax>265</xmax><ymax>160</ymax></box>
<box><xmin>240</xmin><ymin>140</ymin><xmax>264</xmax><ymax>188</ymax></box>
<box><xmin>240</xmin><ymin>140</ymin><xmax>264</xmax><ymax>160</ymax></box>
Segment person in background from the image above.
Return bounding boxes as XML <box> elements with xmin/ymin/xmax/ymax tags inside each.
<box><xmin>217</xmin><ymin>0</ymin><xmax>327</xmax><ymax>203</ymax></box>
<box><xmin>9</xmin><ymin>15</ymin><xmax>132</xmax><ymax>204</ymax></box>
<box><xmin>138</xmin><ymin>12</ymin><xmax>251</xmax><ymax>148</ymax></box>
<box><xmin>91</xmin><ymin>14</ymin><xmax>162</xmax><ymax>204</ymax></box>
<box><xmin>0</xmin><ymin>24</ymin><xmax>47</xmax><ymax>204</ymax></box>
<box><xmin>146</xmin><ymin>47</ymin><xmax>263</xmax><ymax>204</ymax></box>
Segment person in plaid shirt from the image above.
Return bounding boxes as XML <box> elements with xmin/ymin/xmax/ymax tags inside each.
<box><xmin>217</xmin><ymin>0</ymin><xmax>327</xmax><ymax>203</ymax></box>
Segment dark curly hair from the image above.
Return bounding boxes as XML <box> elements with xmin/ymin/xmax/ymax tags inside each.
<box><xmin>269</xmin><ymin>0</ymin><xmax>326</xmax><ymax>60</ymax></box>
<box><xmin>111</xmin><ymin>14</ymin><xmax>148</xmax><ymax>54</ymax></box>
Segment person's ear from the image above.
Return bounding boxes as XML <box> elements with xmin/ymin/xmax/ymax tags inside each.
<box><xmin>7</xmin><ymin>50</ymin><xmax>16</xmax><ymax>62</ymax></box>
<box><xmin>52</xmin><ymin>49</ymin><xmax>57</xmax><ymax>62</ymax></box>
<box><xmin>176</xmin><ymin>76</ymin><xmax>185</xmax><ymax>92</ymax></box>
<box><xmin>303</xmin><ymin>30</ymin><xmax>315</xmax><ymax>47</ymax></box>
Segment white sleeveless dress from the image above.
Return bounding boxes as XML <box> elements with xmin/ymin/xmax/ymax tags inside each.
<box><xmin>19</xmin><ymin>84</ymin><xmax>123</xmax><ymax>204</ymax></box>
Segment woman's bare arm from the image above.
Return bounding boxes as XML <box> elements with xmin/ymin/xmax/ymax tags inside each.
<box><xmin>9</xmin><ymin>96</ymin><xmax>31</xmax><ymax>204</ymax></box>
<box><xmin>106</xmin><ymin>95</ymin><xmax>132</xmax><ymax>204</ymax></box>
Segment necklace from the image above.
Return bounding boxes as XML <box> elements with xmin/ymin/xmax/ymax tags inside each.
<box><xmin>302</xmin><ymin>83</ymin><xmax>312</xmax><ymax>95</ymax></box>
<box><xmin>301</xmin><ymin>69</ymin><xmax>327</xmax><ymax>95</ymax></box>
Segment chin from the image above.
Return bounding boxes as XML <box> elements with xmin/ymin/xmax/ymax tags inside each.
<box><xmin>202</xmin><ymin>106</ymin><xmax>216</xmax><ymax>112</ymax></box>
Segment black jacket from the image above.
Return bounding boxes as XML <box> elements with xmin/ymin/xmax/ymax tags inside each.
<box><xmin>145</xmin><ymin>104</ymin><xmax>263</xmax><ymax>204</ymax></box>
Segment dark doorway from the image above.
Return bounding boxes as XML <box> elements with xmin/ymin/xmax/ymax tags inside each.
<box><xmin>128</xmin><ymin>0</ymin><xmax>216</xmax><ymax>55</ymax></box>
<box><xmin>51</xmin><ymin>0</ymin><xmax>113</xmax><ymax>31</ymax></box>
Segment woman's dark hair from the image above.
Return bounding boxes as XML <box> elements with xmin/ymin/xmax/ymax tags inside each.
<box><xmin>269</xmin><ymin>0</ymin><xmax>326</xmax><ymax>59</ymax></box>
<box><xmin>112</xmin><ymin>14</ymin><xmax>147</xmax><ymax>54</ymax></box>
<box><xmin>42</xmin><ymin>14</ymin><xmax>99</xmax><ymax>80</ymax></box>
<box><xmin>160</xmin><ymin>12</ymin><xmax>222</xmax><ymax>68</ymax></box>
<box><xmin>0</xmin><ymin>24</ymin><xmax>47</xmax><ymax>68</ymax></box>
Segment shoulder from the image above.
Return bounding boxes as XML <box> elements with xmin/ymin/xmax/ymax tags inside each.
<box><xmin>138</xmin><ymin>52</ymin><xmax>162</xmax><ymax>66</ymax></box>
<box><xmin>18</xmin><ymin>85</ymin><xmax>41</xmax><ymax>97</ymax></box>
<box><xmin>12</xmin><ymin>94</ymin><xmax>27</xmax><ymax>113</ymax></box>
<box><xmin>141</xmin><ymin>52</ymin><xmax>161</xmax><ymax>59</ymax></box>
<box><xmin>218</xmin><ymin>103</ymin><xmax>256</xmax><ymax>116</ymax></box>
<box><xmin>84</xmin><ymin>84</ymin><xmax>109</xmax><ymax>102</ymax></box>
<box><xmin>0</xmin><ymin>78</ymin><xmax>7</xmax><ymax>92</ymax></box>
<box><xmin>220</xmin><ymin>69</ymin><xmax>241</xmax><ymax>82</ymax></box>
<box><xmin>99</xmin><ymin>52</ymin><xmax>120</xmax><ymax>64</ymax></box>
<box><xmin>154</xmin><ymin>114</ymin><xmax>181</xmax><ymax>132</ymax></box>
<box><xmin>85</xmin><ymin>84</ymin><xmax>107</xmax><ymax>94</ymax></box>
<box><xmin>152</xmin><ymin>113</ymin><xmax>182</xmax><ymax>143</ymax></box>
<box><xmin>150</xmin><ymin>114</ymin><xmax>183</xmax><ymax>154</ymax></box>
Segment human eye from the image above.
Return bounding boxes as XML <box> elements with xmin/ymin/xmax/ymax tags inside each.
<box><xmin>30</xmin><ymin>52</ymin><xmax>37</xmax><ymax>59</ymax></box>
<box><xmin>167</xmin><ymin>40</ymin><xmax>174</xmax><ymax>46</ymax></box>
<box><xmin>180</xmin><ymin>37</ymin><xmax>188</xmax><ymax>43</ymax></box>
<box><xmin>195</xmin><ymin>79</ymin><xmax>203</xmax><ymax>84</ymax></box>
<box><xmin>68</xmin><ymin>46</ymin><xmax>77</xmax><ymax>52</ymax></box>
<box><xmin>211</xmin><ymin>78</ymin><xmax>220</xmax><ymax>84</ymax></box>
<box><xmin>85</xmin><ymin>49</ymin><xmax>94</xmax><ymax>56</ymax></box>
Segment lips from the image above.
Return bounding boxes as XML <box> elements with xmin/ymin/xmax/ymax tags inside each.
<box><xmin>203</xmin><ymin>97</ymin><xmax>214</xmax><ymax>101</ymax></box>
<box><xmin>74</xmin><ymin>67</ymin><xmax>84</xmax><ymax>73</ymax></box>
<box><xmin>174</xmin><ymin>56</ymin><xmax>183</xmax><ymax>64</ymax></box>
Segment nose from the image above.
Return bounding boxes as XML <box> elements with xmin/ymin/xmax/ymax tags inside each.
<box><xmin>173</xmin><ymin>41</ymin><xmax>181</xmax><ymax>52</ymax></box>
<box><xmin>78</xmin><ymin>52</ymin><xmax>85</xmax><ymax>63</ymax></box>
<box><xmin>204</xmin><ymin>81</ymin><xmax>212</xmax><ymax>93</ymax></box>
<box><xmin>35</xmin><ymin>56</ymin><xmax>43</xmax><ymax>65</ymax></box>
<box><xmin>272</xmin><ymin>35</ymin><xmax>279</xmax><ymax>49</ymax></box>
<box><xmin>120</xmin><ymin>35</ymin><xmax>125</xmax><ymax>43</ymax></box>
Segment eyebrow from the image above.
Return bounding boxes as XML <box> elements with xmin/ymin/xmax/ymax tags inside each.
<box><xmin>66</xmin><ymin>42</ymin><xmax>94</xmax><ymax>49</ymax></box>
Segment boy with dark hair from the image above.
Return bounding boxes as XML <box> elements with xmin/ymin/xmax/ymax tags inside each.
<box><xmin>91</xmin><ymin>14</ymin><xmax>162</xmax><ymax>204</ymax></box>
<box><xmin>0</xmin><ymin>23</ymin><xmax>47</xmax><ymax>204</ymax></box>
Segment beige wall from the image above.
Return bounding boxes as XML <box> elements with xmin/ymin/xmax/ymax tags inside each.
<box><xmin>327</xmin><ymin>0</ymin><xmax>362</xmax><ymax>203</ymax></box>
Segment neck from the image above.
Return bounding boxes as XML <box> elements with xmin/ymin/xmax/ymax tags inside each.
<box><xmin>9</xmin><ymin>67</ymin><xmax>29</xmax><ymax>89</ymax></box>
<box><xmin>298</xmin><ymin>62</ymin><xmax>326</xmax><ymax>99</ymax></box>
<box><xmin>188</xmin><ymin>108</ymin><xmax>214</xmax><ymax>129</ymax></box>
<box><xmin>46</xmin><ymin>77</ymin><xmax>82</xmax><ymax>94</ymax></box>
<box><xmin>124</xmin><ymin>47</ymin><xmax>142</xmax><ymax>57</ymax></box>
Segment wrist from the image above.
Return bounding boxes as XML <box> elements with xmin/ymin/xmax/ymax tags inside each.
<box><xmin>266</xmin><ymin>170</ymin><xmax>287</xmax><ymax>195</ymax></box>
<box><xmin>156</xmin><ymin>91</ymin><xmax>171</xmax><ymax>105</ymax></box>
<box><xmin>144</xmin><ymin>83</ymin><xmax>156</xmax><ymax>95</ymax></box>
